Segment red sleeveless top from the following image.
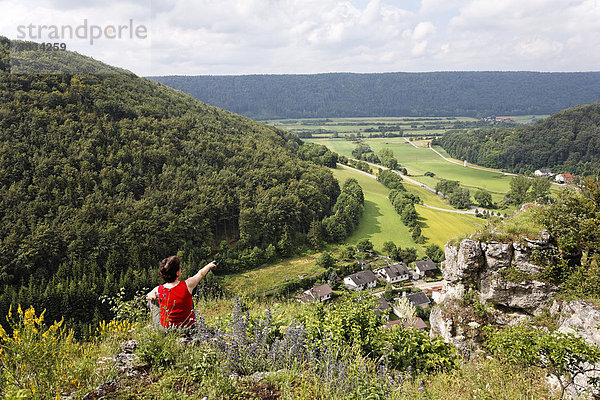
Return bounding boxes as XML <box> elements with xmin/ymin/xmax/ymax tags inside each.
<box><xmin>157</xmin><ymin>281</ymin><xmax>196</xmax><ymax>327</ymax></box>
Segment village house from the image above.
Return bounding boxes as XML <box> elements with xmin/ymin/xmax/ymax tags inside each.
<box><xmin>555</xmin><ymin>173</ymin><xmax>574</xmax><ymax>184</ymax></box>
<box><xmin>343</xmin><ymin>270</ymin><xmax>378</xmax><ymax>291</ymax></box>
<box><xmin>378</xmin><ymin>262</ymin><xmax>411</xmax><ymax>284</ymax></box>
<box><xmin>415</xmin><ymin>259</ymin><xmax>437</xmax><ymax>278</ymax></box>
<box><xmin>297</xmin><ymin>283</ymin><xmax>333</xmax><ymax>304</ymax></box>
<box><xmin>405</xmin><ymin>291</ymin><xmax>431</xmax><ymax>308</ymax></box>
<box><xmin>374</xmin><ymin>297</ymin><xmax>391</xmax><ymax>321</ymax></box>
<box><xmin>534</xmin><ymin>168</ymin><xmax>553</xmax><ymax>177</ymax></box>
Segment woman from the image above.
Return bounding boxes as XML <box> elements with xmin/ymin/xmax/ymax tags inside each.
<box><xmin>146</xmin><ymin>256</ymin><xmax>216</xmax><ymax>328</ymax></box>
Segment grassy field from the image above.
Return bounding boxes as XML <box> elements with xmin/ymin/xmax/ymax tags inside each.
<box><xmin>221</xmin><ymin>156</ymin><xmax>485</xmax><ymax>295</ymax></box>
<box><xmin>220</xmin><ymin>253</ymin><xmax>325</xmax><ymax>295</ymax></box>
<box><xmin>312</xmin><ymin>137</ymin><xmax>514</xmax><ymax>204</ymax></box>
<box><xmin>333</xmin><ymin>166</ymin><xmax>484</xmax><ymax>250</ymax></box>
<box><xmin>332</xmin><ymin>166</ymin><xmax>420</xmax><ymax>253</ymax></box>
<box><xmin>416</xmin><ymin>205</ymin><xmax>483</xmax><ymax>247</ymax></box>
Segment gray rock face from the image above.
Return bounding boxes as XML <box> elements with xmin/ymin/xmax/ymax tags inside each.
<box><xmin>431</xmin><ymin>233</ymin><xmax>558</xmax><ymax>348</ymax></box>
<box><xmin>553</xmin><ymin>301</ymin><xmax>600</xmax><ymax>346</ymax></box>
<box><xmin>443</xmin><ymin>239</ymin><xmax>484</xmax><ymax>283</ymax></box>
<box><xmin>483</xmin><ymin>242</ymin><xmax>513</xmax><ymax>271</ymax></box>
<box><xmin>439</xmin><ymin>234</ymin><xmax>556</xmax><ymax>313</ymax></box>
<box><xmin>432</xmin><ymin>233</ymin><xmax>600</xmax><ymax>399</ymax></box>
<box><xmin>479</xmin><ymin>276</ymin><xmax>557</xmax><ymax>312</ymax></box>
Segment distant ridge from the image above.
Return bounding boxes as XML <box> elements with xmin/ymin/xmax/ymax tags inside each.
<box><xmin>147</xmin><ymin>72</ymin><xmax>600</xmax><ymax>119</ymax></box>
<box><xmin>438</xmin><ymin>102</ymin><xmax>600</xmax><ymax>175</ymax></box>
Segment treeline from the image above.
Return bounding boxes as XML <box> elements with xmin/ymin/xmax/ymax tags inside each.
<box><xmin>351</xmin><ymin>143</ymin><xmax>403</xmax><ymax>172</ymax></box>
<box><xmin>435</xmin><ymin>179</ymin><xmax>472</xmax><ymax>209</ymax></box>
<box><xmin>148</xmin><ymin>72</ymin><xmax>600</xmax><ymax>119</ymax></box>
<box><xmin>321</xmin><ymin>179</ymin><xmax>364</xmax><ymax>243</ymax></box>
<box><xmin>0</xmin><ymin>39</ymin><xmax>346</xmax><ymax>333</ymax></box>
<box><xmin>298</xmin><ymin>142</ymin><xmax>339</xmax><ymax>168</ymax></box>
<box><xmin>437</xmin><ymin>103</ymin><xmax>600</xmax><ymax>175</ymax></box>
<box><xmin>377</xmin><ymin>170</ymin><xmax>424</xmax><ymax>242</ymax></box>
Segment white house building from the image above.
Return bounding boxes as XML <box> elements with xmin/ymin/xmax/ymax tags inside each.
<box><xmin>298</xmin><ymin>283</ymin><xmax>333</xmax><ymax>303</ymax></box>
<box><xmin>344</xmin><ymin>270</ymin><xmax>378</xmax><ymax>291</ymax></box>
<box><xmin>415</xmin><ymin>259</ymin><xmax>437</xmax><ymax>278</ymax></box>
<box><xmin>534</xmin><ymin>168</ymin><xmax>553</xmax><ymax>177</ymax></box>
<box><xmin>378</xmin><ymin>262</ymin><xmax>411</xmax><ymax>284</ymax></box>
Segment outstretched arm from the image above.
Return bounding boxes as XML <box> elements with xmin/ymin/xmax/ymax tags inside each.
<box><xmin>146</xmin><ymin>286</ymin><xmax>159</xmax><ymax>300</ymax></box>
<box><xmin>186</xmin><ymin>261</ymin><xmax>217</xmax><ymax>294</ymax></box>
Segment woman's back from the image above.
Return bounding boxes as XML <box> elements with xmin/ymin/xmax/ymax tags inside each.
<box><xmin>157</xmin><ymin>280</ymin><xmax>195</xmax><ymax>327</ymax></box>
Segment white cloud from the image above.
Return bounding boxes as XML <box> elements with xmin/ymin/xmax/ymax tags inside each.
<box><xmin>411</xmin><ymin>40</ymin><xmax>427</xmax><ymax>56</ymax></box>
<box><xmin>0</xmin><ymin>0</ymin><xmax>599</xmax><ymax>74</ymax></box>
<box><xmin>515</xmin><ymin>38</ymin><xmax>563</xmax><ymax>59</ymax></box>
<box><xmin>412</xmin><ymin>21</ymin><xmax>435</xmax><ymax>40</ymax></box>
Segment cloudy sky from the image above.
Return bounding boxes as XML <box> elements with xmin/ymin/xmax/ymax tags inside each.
<box><xmin>2</xmin><ymin>0</ymin><xmax>599</xmax><ymax>76</ymax></box>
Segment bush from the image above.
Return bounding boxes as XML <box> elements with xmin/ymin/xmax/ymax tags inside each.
<box><xmin>316</xmin><ymin>252</ymin><xmax>337</xmax><ymax>269</ymax></box>
<box><xmin>0</xmin><ymin>306</ymin><xmax>84</xmax><ymax>397</ymax></box>
<box><xmin>357</xmin><ymin>239</ymin><xmax>374</xmax><ymax>252</ymax></box>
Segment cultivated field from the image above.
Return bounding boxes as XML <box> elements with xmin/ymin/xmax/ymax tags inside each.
<box><xmin>314</xmin><ymin>137</ymin><xmax>514</xmax><ymax>204</ymax></box>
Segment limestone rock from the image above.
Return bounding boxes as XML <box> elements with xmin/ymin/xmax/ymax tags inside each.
<box><xmin>554</xmin><ymin>301</ymin><xmax>600</xmax><ymax>346</ymax></box>
<box><xmin>483</xmin><ymin>242</ymin><xmax>513</xmax><ymax>271</ymax></box>
<box><xmin>443</xmin><ymin>239</ymin><xmax>484</xmax><ymax>283</ymax></box>
<box><xmin>479</xmin><ymin>275</ymin><xmax>558</xmax><ymax>313</ymax></box>
<box><xmin>513</xmin><ymin>242</ymin><xmax>544</xmax><ymax>275</ymax></box>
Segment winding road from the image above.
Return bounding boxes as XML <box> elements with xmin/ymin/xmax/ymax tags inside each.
<box><xmin>337</xmin><ymin>162</ymin><xmax>478</xmax><ymax>215</ymax></box>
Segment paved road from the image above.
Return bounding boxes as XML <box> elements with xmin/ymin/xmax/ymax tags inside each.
<box><xmin>341</xmin><ymin>160</ymin><xmax>477</xmax><ymax>215</ymax></box>
<box><xmin>413</xmin><ymin>279</ymin><xmax>447</xmax><ymax>291</ymax></box>
<box><xmin>403</xmin><ymin>137</ymin><xmax>517</xmax><ymax>176</ymax></box>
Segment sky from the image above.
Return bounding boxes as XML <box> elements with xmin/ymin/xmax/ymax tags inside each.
<box><xmin>2</xmin><ymin>0</ymin><xmax>599</xmax><ymax>76</ymax></box>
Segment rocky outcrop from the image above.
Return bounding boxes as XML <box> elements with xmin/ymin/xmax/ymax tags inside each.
<box><xmin>552</xmin><ymin>301</ymin><xmax>600</xmax><ymax>345</ymax></box>
<box><xmin>439</xmin><ymin>235</ymin><xmax>558</xmax><ymax>313</ymax></box>
<box><xmin>432</xmin><ymin>233</ymin><xmax>600</xmax><ymax>399</ymax></box>
<box><xmin>431</xmin><ymin>233</ymin><xmax>559</xmax><ymax>350</ymax></box>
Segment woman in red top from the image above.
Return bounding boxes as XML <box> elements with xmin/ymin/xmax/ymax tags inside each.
<box><xmin>146</xmin><ymin>256</ymin><xmax>216</xmax><ymax>328</ymax></box>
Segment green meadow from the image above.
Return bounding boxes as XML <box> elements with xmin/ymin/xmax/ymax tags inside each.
<box><xmin>332</xmin><ymin>166</ymin><xmax>420</xmax><ymax>253</ymax></box>
<box><xmin>220</xmin><ymin>253</ymin><xmax>325</xmax><ymax>295</ymax></box>
<box><xmin>333</xmin><ymin>166</ymin><xmax>484</xmax><ymax>251</ymax></box>
<box><xmin>312</xmin><ymin>137</ymin><xmax>514</xmax><ymax>204</ymax></box>
<box><xmin>415</xmin><ymin>204</ymin><xmax>483</xmax><ymax>247</ymax></box>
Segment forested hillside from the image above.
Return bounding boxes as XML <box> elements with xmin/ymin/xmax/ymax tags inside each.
<box><xmin>148</xmin><ymin>72</ymin><xmax>600</xmax><ymax>119</ymax></box>
<box><xmin>0</xmin><ymin>38</ymin><xmax>342</xmax><ymax>331</ymax></box>
<box><xmin>438</xmin><ymin>103</ymin><xmax>600</xmax><ymax>174</ymax></box>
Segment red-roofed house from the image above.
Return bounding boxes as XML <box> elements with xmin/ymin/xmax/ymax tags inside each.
<box><xmin>555</xmin><ymin>173</ymin><xmax>574</xmax><ymax>184</ymax></box>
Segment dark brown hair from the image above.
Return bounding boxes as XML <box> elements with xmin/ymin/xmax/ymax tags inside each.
<box><xmin>159</xmin><ymin>256</ymin><xmax>180</xmax><ymax>283</ymax></box>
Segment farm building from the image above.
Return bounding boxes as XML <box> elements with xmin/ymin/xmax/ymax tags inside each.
<box><xmin>415</xmin><ymin>259</ymin><xmax>438</xmax><ymax>278</ymax></box>
<box><xmin>555</xmin><ymin>173</ymin><xmax>574</xmax><ymax>183</ymax></box>
<box><xmin>405</xmin><ymin>292</ymin><xmax>431</xmax><ymax>308</ymax></box>
<box><xmin>534</xmin><ymin>168</ymin><xmax>553</xmax><ymax>177</ymax></box>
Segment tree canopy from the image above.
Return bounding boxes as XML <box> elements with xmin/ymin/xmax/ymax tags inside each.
<box><xmin>438</xmin><ymin>103</ymin><xmax>600</xmax><ymax>175</ymax></box>
<box><xmin>0</xmin><ymin>38</ymin><xmax>344</xmax><ymax>332</ymax></box>
<box><xmin>148</xmin><ymin>72</ymin><xmax>600</xmax><ymax>120</ymax></box>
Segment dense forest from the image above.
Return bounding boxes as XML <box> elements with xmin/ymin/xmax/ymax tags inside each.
<box><xmin>147</xmin><ymin>72</ymin><xmax>600</xmax><ymax>119</ymax></box>
<box><xmin>437</xmin><ymin>103</ymin><xmax>600</xmax><ymax>175</ymax></box>
<box><xmin>0</xmin><ymin>38</ymin><xmax>345</xmax><ymax>331</ymax></box>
